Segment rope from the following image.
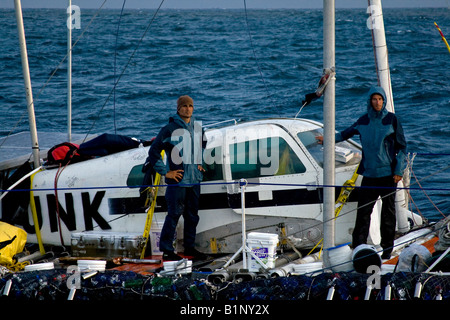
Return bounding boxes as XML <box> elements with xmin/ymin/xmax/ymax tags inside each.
<box><xmin>83</xmin><ymin>0</ymin><xmax>166</xmax><ymax>142</ymax></box>
<box><xmin>0</xmin><ymin>0</ymin><xmax>108</xmax><ymax>152</ymax></box>
<box><xmin>54</xmin><ymin>164</ymin><xmax>65</xmax><ymax>246</ymax></box>
<box><xmin>2</xmin><ymin>179</ymin><xmax>449</xmax><ymax>194</ymax></box>
<box><xmin>29</xmin><ymin>169</ymin><xmax>45</xmax><ymax>254</ymax></box>
<box><xmin>242</xmin><ymin>0</ymin><xmax>276</xmax><ymax>110</ymax></box>
<box><xmin>113</xmin><ymin>0</ymin><xmax>127</xmax><ymax>135</ymax></box>
<box><xmin>1</xmin><ymin>154</ymin><xmax>448</xmax><ymax>242</ymax></box>
<box><xmin>2</xmin><ymin>165</ymin><xmax>448</xmax><ymax>242</ymax></box>
<box><xmin>2</xmin><ymin>165</ymin><xmax>450</xmax><ymax>194</ymax></box>
<box><xmin>410</xmin><ymin>161</ymin><xmax>446</xmax><ymax>219</ymax></box>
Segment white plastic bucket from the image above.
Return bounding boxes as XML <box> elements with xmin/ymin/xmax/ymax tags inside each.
<box><xmin>150</xmin><ymin>221</ymin><xmax>164</xmax><ymax>255</ymax></box>
<box><xmin>324</xmin><ymin>242</ymin><xmax>353</xmax><ymax>272</ymax></box>
<box><xmin>246</xmin><ymin>232</ymin><xmax>278</xmax><ymax>272</ymax></box>
<box><xmin>150</xmin><ymin>221</ymin><xmax>178</xmax><ymax>255</ymax></box>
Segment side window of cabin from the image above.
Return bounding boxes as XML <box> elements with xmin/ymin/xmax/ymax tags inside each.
<box><xmin>202</xmin><ymin>146</ymin><xmax>224</xmax><ymax>181</ymax></box>
<box><xmin>229</xmin><ymin>137</ymin><xmax>306</xmax><ymax>180</ymax></box>
<box><xmin>297</xmin><ymin>129</ymin><xmax>361</xmax><ymax>168</ymax></box>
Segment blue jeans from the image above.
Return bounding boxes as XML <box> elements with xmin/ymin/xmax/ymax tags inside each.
<box><xmin>159</xmin><ymin>184</ymin><xmax>200</xmax><ymax>253</ymax></box>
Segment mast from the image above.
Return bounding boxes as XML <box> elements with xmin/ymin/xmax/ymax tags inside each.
<box><xmin>14</xmin><ymin>0</ymin><xmax>40</xmax><ymax>168</ymax></box>
<box><xmin>322</xmin><ymin>0</ymin><xmax>336</xmax><ymax>258</ymax></box>
<box><xmin>368</xmin><ymin>0</ymin><xmax>394</xmax><ymax>113</ymax></box>
<box><xmin>67</xmin><ymin>0</ymin><xmax>73</xmax><ymax>142</ymax></box>
<box><xmin>368</xmin><ymin>1</ymin><xmax>413</xmax><ymax>226</ymax></box>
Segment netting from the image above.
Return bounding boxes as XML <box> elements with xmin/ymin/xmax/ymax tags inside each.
<box><xmin>1</xmin><ymin>269</ymin><xmax>449</xmax><ymax>301</ymax></box>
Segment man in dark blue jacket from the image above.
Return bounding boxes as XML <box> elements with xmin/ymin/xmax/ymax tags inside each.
<box><xmin>145</xmin><ymin>95</ymin><xmax>206</xmax><ymax>261</ymax></box>
<box><xmin>318</xmin><ymin>86</ymin><xmax>407</xmax><ymax>259</ymax></box>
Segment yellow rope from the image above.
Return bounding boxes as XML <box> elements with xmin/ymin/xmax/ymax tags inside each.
<box><xmin>140</xmin><ymin>151</ymin><xmax>164</xmax><ymax>259</ymax></box>
<box><xmin>30</xmin><ymin>169</ymin><xmax>45</xmax><ymax>254</ymax></box>
<box><xmin>306</xmin><ymin>165</ymin><xmax>359</xmax><ymax>257</ymax></box>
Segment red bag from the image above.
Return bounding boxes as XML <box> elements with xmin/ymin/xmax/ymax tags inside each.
<box><xmin>46</xmin><ymin>142</ymin><xmax>81</xmax><ymax>165</ymax></box>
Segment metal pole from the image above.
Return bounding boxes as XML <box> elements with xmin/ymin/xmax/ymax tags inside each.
<box><xmin>240</xmin><ymin>178</ymin><xmax>248</xmax><ymax>269</ymax></box>
<box><xmin>322</xmin><ymin>0</ymin><xmax>336</xmax><ymax>257</ymax></box>
<box><xmin>67</xmin><ymin>0</ymin><xmax>72</xmax><ymax>141</ymax></box>
<box><xmin>367</xmin><ymin>0</ymin><xmax>394</xmax><ymax>113</ymax></box>
<box><xmin>14</xmin><ymin>0</ymin><xmax>40</xmax><ymax>168</ymax></box>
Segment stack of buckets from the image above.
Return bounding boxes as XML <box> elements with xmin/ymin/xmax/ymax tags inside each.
<box><xmin>246</xmin><ymin>232</ymin><xmax>279</xmax><ymax>272</ymax></box>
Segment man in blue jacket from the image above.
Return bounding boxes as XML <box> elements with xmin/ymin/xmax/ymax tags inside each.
<box><xmin>318</xmin><ymin>86</ymin><xmax>407</xmax><ymax>259</ymax></box>
<box><xmin>146</xmin><ymin>95</ymin><xmax>206</xmax><ymax>261</ymax></box>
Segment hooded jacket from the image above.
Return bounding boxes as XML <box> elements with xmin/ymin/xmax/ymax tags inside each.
<box><xmin>335</xmin><ymin>86</ymin><xmax>407</xmax><ymax>178</ymax></box>
<box><xmin>145</xmin><ymin>114</ymin><xmax>204</xmax><ymax>186</ymax></box>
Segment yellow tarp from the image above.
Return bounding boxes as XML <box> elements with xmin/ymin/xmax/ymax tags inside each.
<box><xmin>0</xmin><ymin>221</ymin><xmax>27</xmax><ymax>267</ymax></box>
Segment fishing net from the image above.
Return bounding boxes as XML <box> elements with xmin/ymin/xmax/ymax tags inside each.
<box><xmin>0</xmin><ymin>269</ymin><xmax>449</xmax><ymax>301</ymax></box>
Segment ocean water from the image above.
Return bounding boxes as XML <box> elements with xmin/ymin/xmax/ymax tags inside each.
<box><xmin>0</xmin><ymin>7</ymin><xmax>448</xmax><ymax>221</ymax></box>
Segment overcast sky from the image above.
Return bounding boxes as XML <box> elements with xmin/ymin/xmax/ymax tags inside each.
<box><xmin>1</xmin><ymin>0</ymin><xmax>448</xmax><ymax>9</ymax></box>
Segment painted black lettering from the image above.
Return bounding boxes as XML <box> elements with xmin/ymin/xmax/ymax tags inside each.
<box><xmin>22</xmin><ymin>196</ymin><xmax>43</xmax><ymax>234</ymax></box>
<box><xmin>46</xmin><ymin>193</ymin><xmax>76</xmax><ymax>232</ymax></box>
<box><xmin>81</xmin><ymin>191</ymin><xmax>111</xmax><ymax>230</ymax></box>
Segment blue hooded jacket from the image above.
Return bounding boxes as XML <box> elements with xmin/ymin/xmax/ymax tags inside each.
<box><xmin>335</xmin><ymin>86</ymin><xmax>407</xmax><ymax>178</ymax></box>
<box><xmin>145</xmin><ymin>114</ymin><xmax>204</xmax><ymax>186</ymax></box>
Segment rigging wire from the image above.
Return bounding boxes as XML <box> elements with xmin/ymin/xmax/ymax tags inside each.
<box><xmin>0</xmin><ymin>0</ymin><xmax>108</xmax><ymax>151</ymax></box>
<box><xmin>83</xmin><ymin>0</ymin><xmax>166</xmax><ymax>142</ymax></box>
<box><xmin>242</xmin><ymin>0</ymin><xmax>278</xmax><ymax>113</ymax></box>
<box><xmin>1</xmin><ymin>3</ymin><xmax>448</xmax><ymax>246</ymax></box>
<box><xmin>113</xmin><ymin>0</ymin><xmax>127</xmax><ymax>135</ymax></box>
<box><xmin>408</xmin><ymin>156</ymin><xmax>446</xmax><ymax>219</ymax></box>
<box><xmin>8</xmin><ymin>161</ymin><xmax>446</xmax><ymax>235</ymax></box>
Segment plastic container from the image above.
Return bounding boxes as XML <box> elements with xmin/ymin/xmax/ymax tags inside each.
<box><xmin>292</xmin><ymin>262</ymin><xmax>324</xmax><ymax>275</ymax></box>
<box><xmin>77</xmin><ymin>259</ymin><xmax>106</xmax><ymax>272</ymax></box>
<box><xmin>150</xmin><ymin>221</ymin><xmax>164</xmax><ymax>255</ymax></box>
<box><xmin>246</xmin><ymin>232</ymin><xmax>278</xmax><ymax>272</ymax></box>
<box><xmin>149</xmin><ymin>221</ymin><xmax>179</xmax><ymax>255</ymax></box>
<box><xmin>163</xmin><ymin>260</ymin><xmax>192</xmax><ymax>275</ymax></box>
<box><xmin>352</xmin><ymin>244</ymin><xmax>381</xmax><ymax>273</ymax></box>
<box><xmin>24</xmin><ymin>262</ymin><xmax>54</xmax><ymax>272</ymax></box>
<box><xmin>324</xmin><ymin>242</ymin><xmax>353</xmax><ymax>272</ymax></box>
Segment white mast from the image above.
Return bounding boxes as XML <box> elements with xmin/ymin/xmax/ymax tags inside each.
<box><xmin>14</xmin><ymin>0</ymin><xmax>40</xmax><ymax>168</ymax></box>
<box><xmin>367</xmin><ymin>0</ymin><xmax>394</xmax><ymax>113</ymax></box>
<box><xmin>322</xmin><ymin>0</ymin><xmax>336</xmax><ymax>259</ymax></box>
<box><xmin>67</xmin><ymin>0</ymin><xmax>73</xmax><ymax>142</ymax></box>
<box><xmin>368</xmin><ymin>1</ymin><xmax>412</xmax><ymax>231</ymax></box>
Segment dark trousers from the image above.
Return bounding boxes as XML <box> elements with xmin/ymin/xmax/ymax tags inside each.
<box><xmin>352</xmin><ymin>176</ymin><xmax>397</xmax><ymax>255</ymax></box>
<box><xmin>159</xmin><ymin>184</ymin><xmax>200</xmax><ymax>253</ymax></box>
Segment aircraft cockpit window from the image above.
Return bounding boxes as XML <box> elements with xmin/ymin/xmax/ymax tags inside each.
<box><xmin>229</xmin><ymin>137</ymin><xmax>306</xmax><ymax>180</ymax></box>
<box><xmin>297</xmin><ymin>129</ymin><xmax>361</xmax><ymax>168</ymax></box>
<box><xmin>202</xmin><ymin>146</ymin><xmax>224</xmax><ymax>181</ymax></box>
